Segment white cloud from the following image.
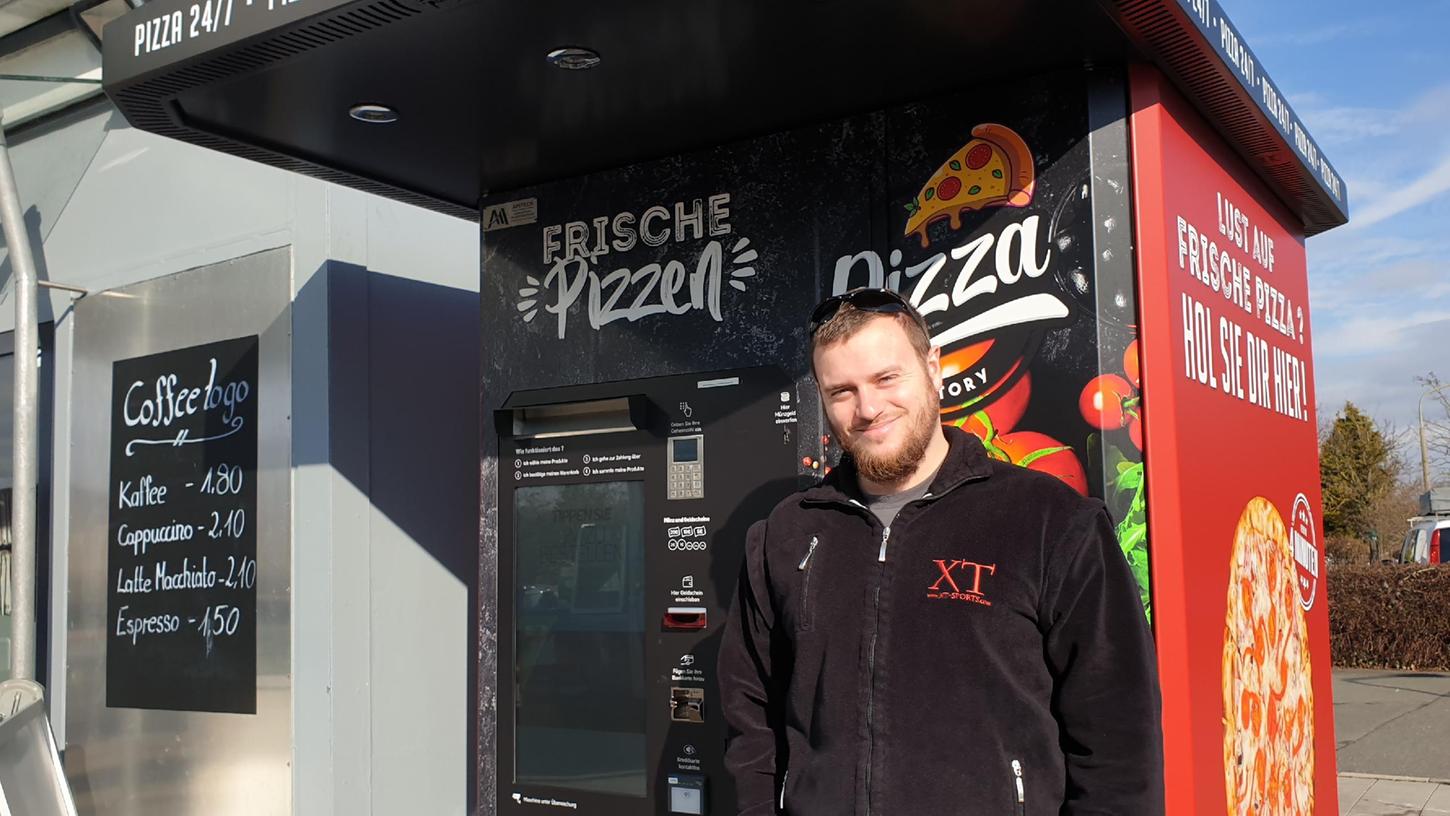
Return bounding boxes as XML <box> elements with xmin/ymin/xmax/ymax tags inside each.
<box><xmin>1348</xmin><ymin>151</ymin><xmax>1450</xmax><ymax>229</ymax></box>
<box><xmin>1313</xmin><ymin>319</ymin><xmax>1450</xmax><ymax>431</ymax></box>
<box><xmin>1336</xmin><ymin>174</ymin><xmax>1395</xmax><ymax>207</ymax></box>
<box><xmin>1291</xmin><ymin>82</ymin><xmax>1450</xmax><ymax>149</ymax></box>
<box><xmin>1307</xmin><ymin>232</ymin><xmax>1438</xmax><ymax>289</ymax></box>
<box><xmin>1313</xmin><ymin>311</ymin><xmax>1450</xmax><ymax>358</ymax></box>
<box><xmin>1400</xmin><ymin>85</ymin><xmax>1450</xmax><ymax>126</ymax></box>
<box><xmin>1288</xmin><ymin>91</ymin><xmax>1328</xmax><ymax>109</ymax></box>
<box><xmin>1293</xmin><ymin>105</ymin><xmax>1398</xmax><ymax>146</ymax></box>
<box><xmin>1281</xmin><ymin>83</ymin><xmax>1450</xmax><ymax>228</ymax></box>
<box><xmin>1253</xmin><ymin>20</ymin><xmax>1384</xmax><ymax>47</ymax></box>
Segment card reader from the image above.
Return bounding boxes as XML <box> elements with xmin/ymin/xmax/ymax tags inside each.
<box><xmin>667</xmin><ymin>435</ymin><xmax>705</xmax><ymax>500</ymax></box>
<box><xmin>668</xmin><ymin>774</ymin><xmax>707</xmax><ymax>814</ymax></box>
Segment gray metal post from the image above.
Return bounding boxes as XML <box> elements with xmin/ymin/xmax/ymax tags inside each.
<box><xmin>0</xmin><ymin>117</ymin><xmax>39</xmax><ymax>682</ymax></box>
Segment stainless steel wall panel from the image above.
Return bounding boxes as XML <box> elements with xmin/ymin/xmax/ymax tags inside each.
<box><xmin>64</xmin><ymin>248</ymin><xmax>292</xmax><ymax>816</ymax></box>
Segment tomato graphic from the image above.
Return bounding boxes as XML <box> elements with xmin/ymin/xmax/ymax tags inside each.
<box><xmin>1079</xmin><ymin>373</ymin><xmax>1134</xmax><ymax>430</ymax></box>
<box><xmin>983</xmin><ymin>430</ymin><xmax>1089</xmax><ymax>495</ymax></box>
<box><xmin>1128</xmin><ymin>415</ymin><xmax>1143</xmax><ymax>451</ymax></box>
<box><xmin>1124</xmin><ymin>340</ymin><xmax>1140</xmax><ymax>388</ymax></box>
<box><xmin>938</xmin><ymin>340</ymin><xmax>994</xmax><ymax>384</ymax></box>
<box><xmin>935</xmin><ymin>176</ymin><xmax>962</xmax><ymax>202</ymax></box>
<box><xmin>940</xmin><ymin>353</ymin><xmax>1027</xmax><ymax>422</ymax></box>
<box><xmin>953</xmin><ymin>372</ymin><xmax>1031</xmax><ymax>438</ymax></box>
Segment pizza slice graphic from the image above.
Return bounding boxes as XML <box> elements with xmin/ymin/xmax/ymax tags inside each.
<box><xmin>903</xmin><ymin>123</ymin><xmax>1036</xmax><ymax>248</ymax></box>
<box><xmin>1222</xmin><ymin>497</ymin><xmax>1315</xmax><ymax>815</ymax></box>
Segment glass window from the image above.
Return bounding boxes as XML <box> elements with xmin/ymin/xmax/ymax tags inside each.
<box><xmin>513</xmin><ymin>481</ymin><xmax>646</xmax><ymax>797</ymax></box>
<box><xmin>0</xmin><ymin>30</ymin><xmax>102</xmax><ymax>128</ymax></box>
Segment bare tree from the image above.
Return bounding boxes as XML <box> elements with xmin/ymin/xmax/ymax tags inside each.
<box><xmin>1414</xmin><ymin>373</ymin><xmax>1450</xmax><ymax>487</ymax></box>
<box><xmin>1372</xmin><ymin>418</ymin><xmax>1416</xmax><ymax>560</ymax></box>
<box><xmin>1367</xmin><ymin>479</ymin><xmax>1421</xmax><ymax>562</ymax></box>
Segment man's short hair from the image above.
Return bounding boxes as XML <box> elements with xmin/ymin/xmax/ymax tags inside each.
<box><xmin>810</xmin><ymin>301</ymin><xmax>934</xmax><ymax>362</ymax></box>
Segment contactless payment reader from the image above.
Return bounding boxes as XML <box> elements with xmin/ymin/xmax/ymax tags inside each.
<box><xmin>496</xmin><ymin>367</ymin><xmax>797</xmax><ymax>815</ymax></box>
<box><xmin>668</xmin><ymin>774</ymin><xmax>707</xmax><ymax>815</ymax></box>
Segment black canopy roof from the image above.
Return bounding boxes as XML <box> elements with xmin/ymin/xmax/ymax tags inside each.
<box><xmin>103</xmin><ymin>0</ymin><xmax>1348</xmax><ymax>233</ymax></box>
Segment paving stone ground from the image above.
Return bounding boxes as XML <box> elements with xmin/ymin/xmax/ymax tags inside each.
<box><xmin>1335</xmin><ymin>669</ymin><xmax>1450</xmax><ymax>815</ymax></box>
<box><xmin>1339</xmin><ymin>775</ymin><xmax>1450</xmax><ymax>815</ymax></box>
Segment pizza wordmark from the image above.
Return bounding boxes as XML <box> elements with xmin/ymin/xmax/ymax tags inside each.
<box><xmin>831</xmin><ymin>214</ymin><xmax>1062</xmax><ymax>405</ymax></box>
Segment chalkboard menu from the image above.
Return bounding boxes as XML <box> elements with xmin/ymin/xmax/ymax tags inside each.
<box><xmin>106</xmin><ymin>336</ymin><xmax>259</xmax><ymax>714</ymax></box>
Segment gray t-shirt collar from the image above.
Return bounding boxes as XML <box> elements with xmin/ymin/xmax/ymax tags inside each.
<box><xmin>861</xmin><ymin>466</ymin><xmax>939</xmax><ymax>528</ymax></box>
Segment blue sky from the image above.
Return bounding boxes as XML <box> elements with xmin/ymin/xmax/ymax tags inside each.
<box><xmin>1219</xmin><ymin>0</ymin><xmax>1450</xmax><ymax>437</ymax></box>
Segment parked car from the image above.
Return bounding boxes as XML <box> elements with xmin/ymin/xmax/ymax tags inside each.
<box><xmin>1400</xmin><ymin>516</ymin><xmax>1450</xmax><ymax>565</ymax></box>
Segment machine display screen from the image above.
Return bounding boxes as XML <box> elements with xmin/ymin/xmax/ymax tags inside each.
<box><xmin>513</xmin><ymin>481</ymin><xmax>647</xmax><ymax>797</ymax></box>
<box><xmin>672</xmin><ymin>437</ymin><xmax>699</xmax><ymax>462</ymax></box>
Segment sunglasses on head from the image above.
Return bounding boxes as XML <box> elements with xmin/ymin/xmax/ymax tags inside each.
<box><xmin>809</xmin><ymin>288</ymin><xmax>913</xmax><ymax>335</ymax></box>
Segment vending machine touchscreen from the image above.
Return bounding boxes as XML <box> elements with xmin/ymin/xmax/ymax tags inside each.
<box><xmin>496</xmin><ymin>367</ymin><xmax>798</xmax><ymax>816</ymax></box>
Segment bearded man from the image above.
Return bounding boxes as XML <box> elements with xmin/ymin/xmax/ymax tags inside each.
<box><xmin>718</xmin><ymin>288</ymin><xmax>1164</xmax><ymax>815</ymax></box>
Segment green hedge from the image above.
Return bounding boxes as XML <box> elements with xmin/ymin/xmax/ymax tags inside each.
<box><xmin>1329</xmin><ymin>564</ymin><xmax>1450</xmax><ymax>670</ymax></box>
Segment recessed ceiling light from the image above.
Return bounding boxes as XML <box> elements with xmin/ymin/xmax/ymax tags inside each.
<box><xmin>546</xmin><ymin>47</ymin><xmax>601</xmax><ymax>70</ymax></box>
<box><xmin>349</xmin><ymin>104</ymin><xmax>399</xmax><ymax>124</ymax></box>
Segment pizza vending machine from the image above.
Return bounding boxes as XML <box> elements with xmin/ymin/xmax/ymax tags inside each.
<box><xmin>95</xmin><ymin>0</ymin><xmax>1350</xmax><ymax>813</ymax></box>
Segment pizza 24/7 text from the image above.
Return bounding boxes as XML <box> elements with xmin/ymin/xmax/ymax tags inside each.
<box><xmin>133</xmin><ymin>0</ymin><xmax>302</xmax><ymax>58</ymax></box>
<box><xmin>524</xmin><ymin>195</ymin><xmax>760</xmax><ymax>339</ymax></box>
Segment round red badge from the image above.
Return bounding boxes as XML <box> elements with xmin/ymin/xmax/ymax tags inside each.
<box><xmin>1290</xmin><ymin>493</ymin><xmax>1319</xmax><ymax>611</ymax></box>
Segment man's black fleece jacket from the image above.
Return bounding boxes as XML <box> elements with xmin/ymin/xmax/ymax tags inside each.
<box><xmin>718</xmin><ymin>428</ymin><xmax>1164</xmax><ymax>815</ymax></box>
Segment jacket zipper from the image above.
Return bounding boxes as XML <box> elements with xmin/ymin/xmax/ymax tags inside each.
<box><xmin>865</xmin><ymin>580</ymin><xmax>881</xmax><ymax>816</ymax></box>
<box><xmin>798</xmin><ymin>537</ymin><xmax>819</xmax><ymax>630</ymax></box>
<box><xmin>864</xmin><ymin>524</ymin><xmax>889</xmax><ymax>815</ymax></box>
<box><xmin>1012</xmin><ymin>759</ymin><xmax>1025</xmax><ymax>815</ymax></box>
<box><xmin>779</xmin><ymin>769</ymin><xmax>788</xmax><ymax>812</ymax></box>
<box><xmin>806</xmin><ymin>481</ymin><xmax>974</xmax><ymax>811</ymax></box>
<box><xmin>832</xmin><ymin>495</ymin><xmax>932</xmax><ymax>815</ymax></box>
<box><xmin>798</xmin><ymin>536</ymin><xmax>819</xmax><ymax>570</ymax></box>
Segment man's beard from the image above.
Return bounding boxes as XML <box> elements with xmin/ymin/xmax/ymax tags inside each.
<box><xmin>846</xmin><ymin>389</ymin><xmax>938</xmax><ymax>486</ymax></box>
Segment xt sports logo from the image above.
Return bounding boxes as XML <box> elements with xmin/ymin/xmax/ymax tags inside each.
<box><xmin>927</xmin><ymin>559</ymin><xmax>996</xmax><ymax>606</ymax></box>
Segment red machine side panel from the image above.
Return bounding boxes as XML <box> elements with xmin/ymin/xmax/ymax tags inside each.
<box><xmin>1129</xmin><ymin>65</ymin><xmax>1336</xmax><ymax>815</ymax></box>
